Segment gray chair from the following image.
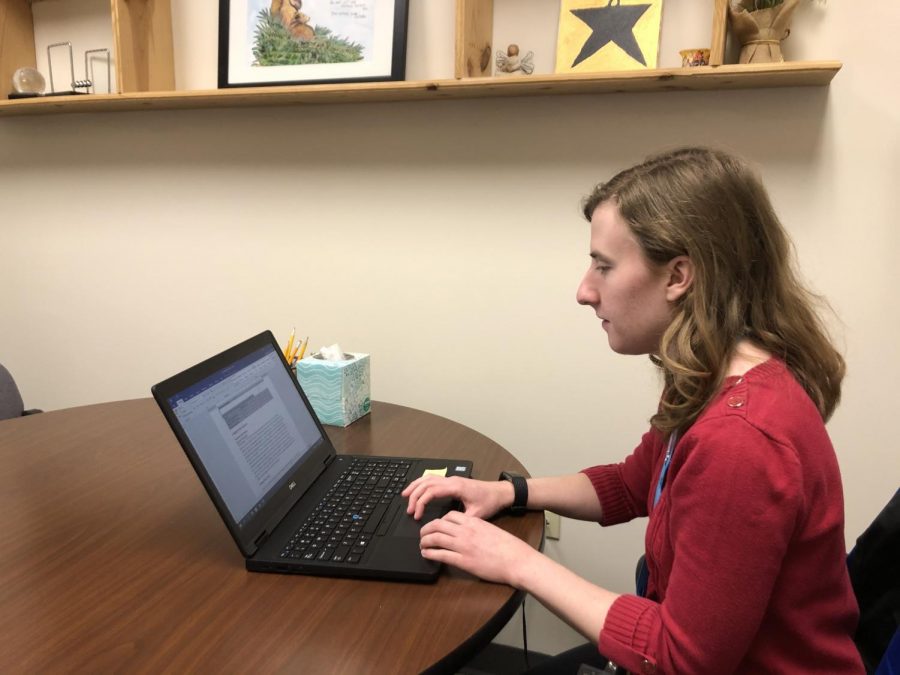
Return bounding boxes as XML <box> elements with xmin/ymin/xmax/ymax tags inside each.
<box><xmin>848</xmin><ymin>489</ymin><xmax>900</xmax><ymax>674</ymax></box>
<box><xmin>0</xmin><ymin>364</ymin><xmax>41</xmax><ymax>420</ymax></box>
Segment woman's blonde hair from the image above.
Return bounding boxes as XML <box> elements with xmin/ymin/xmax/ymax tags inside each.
<box><xmin>583</xmin><ymin>147</ymin><xmax>844</xmax><ymax>433</ymax></box>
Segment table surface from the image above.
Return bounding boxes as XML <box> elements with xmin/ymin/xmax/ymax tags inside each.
<box><xmin>0</xmin><ymin>399</ymin><xmax>543</xmax><ymax>674</ymax></box>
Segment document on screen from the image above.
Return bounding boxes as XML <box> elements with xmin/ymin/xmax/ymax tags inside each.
<box><xmin>213</xmin><ymin>377</ymin><xmax>304</xmax><ymax>497</ymax></box>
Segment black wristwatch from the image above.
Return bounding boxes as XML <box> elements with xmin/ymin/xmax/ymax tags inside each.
<box><xmin>498</xmin><ymin>471</ymin><xmax>528</xmax><ymax>516</ymax></box>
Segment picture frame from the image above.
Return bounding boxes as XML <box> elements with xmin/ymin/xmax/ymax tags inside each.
<box><xmin>218</xmin><ymin>0</ymin><xmax>409</xmax><ymax>88</ymax></box>
<box><xmin>555</xmin><ymin>0</ymin><xmax>663</xmax><ymax>74</ymax></box>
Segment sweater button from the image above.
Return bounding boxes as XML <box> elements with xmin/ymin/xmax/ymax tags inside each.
<box><xmin>640</xmin><ymin>659</ymin><xmax>657</xmax><ymax>674</ymax></box>
<box><xmin>727</xmin><ymin>395</ymin><xmax>745</xmax><ymax>408</ymax></box>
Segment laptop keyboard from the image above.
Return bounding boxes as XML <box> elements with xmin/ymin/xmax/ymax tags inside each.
<box><xmin>280</xmin><ymin>457</ymin><xmax>413</xmax><ymax>564</ymax></box>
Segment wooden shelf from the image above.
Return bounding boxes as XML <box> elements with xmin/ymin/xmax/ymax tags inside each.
<box><xmin>0</xmin><ymin>0</ymin><xmax>840</xmax><ymax>118</ymax></box>
<box><xmin>0</xmin><ymin>61</ymin><xmax>841</xmax><ymax>117</ymax></box>
<box><xmin>1</xmin><ymin>0</ymin><xmax>174</xmax><ymax>106</ymax></box>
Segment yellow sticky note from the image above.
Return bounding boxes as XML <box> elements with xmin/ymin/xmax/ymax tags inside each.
<box><xmin>422</xmin><ymin>467</ymin><xmax>447</xmax><ymax>478</ymax></box>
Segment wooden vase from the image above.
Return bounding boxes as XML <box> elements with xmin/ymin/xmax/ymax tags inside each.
<box><xmin>728</xmin><ymin>0</ymin><xmax>801</xmax><ymax>64</ymax></box>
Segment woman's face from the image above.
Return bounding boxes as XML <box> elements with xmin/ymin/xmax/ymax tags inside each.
<box><xmin>576</xmin><ymin>201</ymin><xmax>678</xmax><ymax>355</ymax></box>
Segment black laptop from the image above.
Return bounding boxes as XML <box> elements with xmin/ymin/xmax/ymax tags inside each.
<box><xmin>151</xmin><ymin>330</ymin><xmax>472</xmax><ymax>582</ymax></box>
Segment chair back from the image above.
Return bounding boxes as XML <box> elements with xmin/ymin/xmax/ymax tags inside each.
<box><xmin>0</xmin><ymin>364</ymin><xmax>26</xmax><ymax>420</ymax></box>
<box><xmin>875</xmin><ymin>628</ymin><xmax>900</xmax><ymax>675</ymax></box>
<box><xmin>848</xmin><ymin>489</ymin><xmax>900</xmax><ymax>673</ymax></box>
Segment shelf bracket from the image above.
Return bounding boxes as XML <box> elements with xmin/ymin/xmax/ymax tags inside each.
<box><xmin>710</xmin><ymin>0</ymin><xmax>728</xmax><ymax>66</ymax></box>
<box><xmin>455</xmin><ymin>0</ymin><xmax>494</xmax><ymax>79</ymax></box>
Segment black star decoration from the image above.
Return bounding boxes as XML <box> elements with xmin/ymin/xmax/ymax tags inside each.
<box><xmin>570</xmin><ymin>0</ymin><xmax>652</xmax><ymax>68</ymax></box>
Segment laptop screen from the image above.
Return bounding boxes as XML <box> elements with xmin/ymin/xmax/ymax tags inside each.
<box><xmin>166</xmin><ymin>344</ymin><xmax>324</xmax><ymax>528</ymax></box>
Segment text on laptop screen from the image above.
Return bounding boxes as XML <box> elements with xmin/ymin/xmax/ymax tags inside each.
<box><xmin>168</xmin><ymin>345</ymin><xmax>323</xmax><ymax>527</ymax></box>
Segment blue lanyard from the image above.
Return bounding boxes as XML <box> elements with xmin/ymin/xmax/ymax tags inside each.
<box><xmin>653</xmin><ymin>431</ymin><xmax>679</xmax><ymax>508</ymax></box>
<box><xmin>637</xmin><ymin>431</ymin><xmax>680</xmax><ymax>598</ymax></box>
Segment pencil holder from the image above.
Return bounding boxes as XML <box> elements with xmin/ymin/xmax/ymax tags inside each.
<box><xmin>295</xmin><ymin>353</ymin><xmax>371</xmax><ymax>427</ymax></box>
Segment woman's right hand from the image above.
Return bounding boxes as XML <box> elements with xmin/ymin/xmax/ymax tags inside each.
<box><xmin>402</xmin><ymin>475</ymin><xmax>514</xmax><ymax>521</ymax></box>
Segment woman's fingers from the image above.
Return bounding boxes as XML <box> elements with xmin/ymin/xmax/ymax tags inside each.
<box><xmin>404</xmin><ymin>477</ymin><xmax>504</xmax><ymax>521</ymax></box>
<box><xmin>418</xmin><ymin>511</ymin><xmax>526</xmax><ymax>585</ymax></box>
<box><xmin>420</xmin><ymin>509</ymin><xmax>463</xmax><ymax>537</ymax></box>
<box><xmin>404</xmin><ymin>477</ymin><xmax>462</xmax><ymax>519</ymax></box>
<box><xmin>419</xmin><ymin>511</ymin><xmax>477</xmax><ymax>549</ymax></box>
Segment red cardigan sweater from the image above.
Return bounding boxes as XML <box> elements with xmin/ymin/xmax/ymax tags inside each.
<box><xmin>582</xmin><ymin>359</ymin><xmax>863</xmax><ymax>674</ymax></box>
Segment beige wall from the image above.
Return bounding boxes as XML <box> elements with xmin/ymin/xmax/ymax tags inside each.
<box><xmin>2</xmin><ymin>0</ymin><xmax>898</xmax><ymax>656</ymax></box>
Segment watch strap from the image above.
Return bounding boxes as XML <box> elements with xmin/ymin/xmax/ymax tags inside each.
<box><xmin>498</xmin><ymin>471</ymin><xmax>528</xmax><ymax>516</ymax></box>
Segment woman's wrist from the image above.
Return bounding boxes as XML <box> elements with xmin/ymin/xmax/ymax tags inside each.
<box><xmin>509</xmin><ymin>545</ymin><xmax>549</xmax><ymax>591</ymax></box>
<box><xmin>497</xmin><ymin>478</ymin><xmax>516</xmax><ymax>511</ymax></box>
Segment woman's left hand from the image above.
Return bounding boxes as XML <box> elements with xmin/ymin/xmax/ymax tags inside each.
<box><xmin>418</xmin><ymin>510</ymin><xmax>537</xmax><ymax>586</ymax></box>
<box><xmin>423</xmin><ymin>512</ymin><xmax>619</xmax><ymax>649</ymax></box>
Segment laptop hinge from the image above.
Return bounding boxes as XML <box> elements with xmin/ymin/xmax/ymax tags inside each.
<box><xmin>324</xmin><ymin>455</ymin><xmax>335</xmax><ymax>467</ymax></box>
<box><xmin>254</xmin><ymin>530</ymin><xmax>268</xmax><ymax>549</ymax></box>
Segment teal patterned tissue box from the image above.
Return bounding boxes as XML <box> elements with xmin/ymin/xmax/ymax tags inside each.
<box><xmin>295</xmin><ymin>353</ymin><xmax>371</xmax><ymax>427</ymax></box>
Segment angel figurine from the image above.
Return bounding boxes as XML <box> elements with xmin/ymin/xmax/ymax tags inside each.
<box><xmin>495</xmin><ymin>44</ymin><xmax>535</xmax><ymax>75</ymax></box>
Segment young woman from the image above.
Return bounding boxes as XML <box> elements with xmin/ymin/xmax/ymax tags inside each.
<box><xmin>403</xmin><ymin>148</ymin><xmax>864</xmax><ymax>674</ymax></box>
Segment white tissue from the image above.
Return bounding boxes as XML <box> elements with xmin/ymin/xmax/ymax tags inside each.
<box><xmin>319</xmin><ymin>344</ymin><xmax>348</xmax><ymax>361</ymax></box>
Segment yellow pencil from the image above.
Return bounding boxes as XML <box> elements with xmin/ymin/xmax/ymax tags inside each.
<box><xmin>288</xmin><ymin>336</ymin><xmax>303</xmax><ymax>363</ymax></box>
<box><xmin>297</xmin><ymin>336</ymin><xmax>309</xmax><ymax>361</ymax></box>
<box><xmin>283</xmin><ymin>327</ymin><xmax>296</xmax><ymax>360</ymax></box>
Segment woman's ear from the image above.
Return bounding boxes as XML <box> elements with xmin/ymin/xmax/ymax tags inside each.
<box><xmin>665</xmin><ymin>256</ymin><xmax>694</xmax><ymax>302</ymax></box>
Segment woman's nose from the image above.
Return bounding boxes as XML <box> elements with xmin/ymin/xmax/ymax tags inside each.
<box><xmin>576</xmin><ymin>274</ymin><xmax>597</xmax><ymax>306</ymax></box>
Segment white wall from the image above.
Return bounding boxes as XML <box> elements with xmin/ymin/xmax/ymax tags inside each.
<box><xmin>2</xmin><ymin>0</ymin><xmax>898</xmax><ymax>657</ymax></box>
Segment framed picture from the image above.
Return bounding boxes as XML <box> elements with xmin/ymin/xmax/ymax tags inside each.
<box><xmin>218</xmin><ymin>0</ymin><xmax>409</xmax><ymax>88</ymax></box>
<box><xmin>555</xmin><ymin>0</ymin><xmax>663</xmax><ymax>74</ymax></box>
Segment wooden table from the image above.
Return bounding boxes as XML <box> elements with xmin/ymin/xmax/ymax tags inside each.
<box><xmin>0</xmin><ymin>400</ymin><xmax>543</xmax><ymax>674</ymax></box>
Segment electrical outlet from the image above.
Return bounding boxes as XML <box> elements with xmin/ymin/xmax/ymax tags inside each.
<box><xmin>544</xmin><ymin>511</ymin><xmax>561</xmax><ymax>540</ymax></box>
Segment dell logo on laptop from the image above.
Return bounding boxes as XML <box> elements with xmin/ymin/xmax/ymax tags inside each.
<box><xmin>288</xmin><ymin>481</ymin><xmax>296</xmax><ymax>490</ymax></box>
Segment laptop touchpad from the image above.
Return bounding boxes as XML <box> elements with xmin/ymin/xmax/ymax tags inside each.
<box><xmin>393</xmin><ymin>503</ymin><xmax>446</xmax><ymax>538</ymax></box>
